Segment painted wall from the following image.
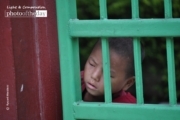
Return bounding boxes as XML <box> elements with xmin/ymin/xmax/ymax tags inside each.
<box><xmin>0</xmin><ymin>0</ymin><xmax>62</xmax><ymax>119</ymax></box>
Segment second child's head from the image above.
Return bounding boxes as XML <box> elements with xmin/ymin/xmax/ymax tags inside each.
<box><xmin>83</xmin><ymin>37</ymin><xmax>138</xmax><ymax>98</ymax></box>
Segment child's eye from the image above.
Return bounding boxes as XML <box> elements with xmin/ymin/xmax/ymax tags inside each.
<box><xmin>110</xmin><ymin>73</ymin><xmax>114</xmax><ymax>78</ymax></box>
<box><xmin>110</xmin><ymin>75</ymin><xmax>114</xmax><ymax>78</ymax></box>
<box><xmin>89</xmin><ymin>62</ymin><xmax>95</xmax><ymax>67</ymax></box>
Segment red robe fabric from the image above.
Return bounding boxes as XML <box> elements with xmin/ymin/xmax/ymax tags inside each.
<box><xmin>81</xmin><ymin>71</ymin><xmax>136</xmax><ymax>103</ymax></box>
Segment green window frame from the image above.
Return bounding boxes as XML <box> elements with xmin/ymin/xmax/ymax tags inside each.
<box><xmin>56</xmin><ymin>0</ymin><xmax>180</xmax><ymax>120</ymax></box>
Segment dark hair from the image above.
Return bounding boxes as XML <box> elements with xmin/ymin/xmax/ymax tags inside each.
<box><xmin>96</xmin><ymin>37</ymin><xmax>145</xmax><ymax>78</ymax></box>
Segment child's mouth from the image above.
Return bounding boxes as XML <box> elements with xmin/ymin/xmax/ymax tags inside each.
<box><xmin>86</xmin><ymin>82</ymin><xmax>97</xmax><ymax>90</ymax></box>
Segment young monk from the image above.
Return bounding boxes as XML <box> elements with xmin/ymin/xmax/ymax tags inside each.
<box><xmin>81</xmin><ymin>37</ymin><xmax>144</xmax><ymax>103</ymax></box>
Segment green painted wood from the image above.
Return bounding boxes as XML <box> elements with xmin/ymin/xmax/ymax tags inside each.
<box><xmin>56</xmin><ymin>0</ymin><xmax>81</xmax><ymax>120</ymax></box>
<box><xmin>99</xmin><ymin>0</ymin><xmax>112</xmax><ymax>103</ymax></box>
<box><xmin>164</xmin><ymin>0</ymin><xmax>177</xmax><ymax>105</ymax></box>
<box><xmin>69</xmin><ymin>19</ymin><xmax>180</xmax><ymax>37</ymax></box>
<box><xmin>131</xmin><ymin>0</ymin><xmax>144</xmax><ymax>104</ymax></box>
<box><xmin>73</xmin><ymin>102</ymin><xmax>180</xmax><ymax>120</ymax></box>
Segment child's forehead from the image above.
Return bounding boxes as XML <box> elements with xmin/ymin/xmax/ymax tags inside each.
<box><xmin>91</xmin><ymin>46</ymin><xmax>126</xmax><ymax>63</ymax></box>
<box><xmin>90</xmin><ymin>47</ymin><xmax>128</xmax><ymax>74</ymax></box>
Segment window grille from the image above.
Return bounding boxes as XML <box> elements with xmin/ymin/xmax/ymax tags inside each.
<box><xmin>56</xmin><ymin>0</ymin><xmax>180</xmax><ymax>119</ymax></box>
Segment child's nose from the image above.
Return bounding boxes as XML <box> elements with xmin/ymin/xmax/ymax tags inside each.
<box><xmin>91</xmin><ymin>68</ymin><xmax>101</xmax><ymax>82</ymax></box>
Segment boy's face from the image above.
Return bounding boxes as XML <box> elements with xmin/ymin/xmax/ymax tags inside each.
<box><xmin>84</xmin><ymin>46</ymin><xmax>134</xmax><ymax>97</ymax></box>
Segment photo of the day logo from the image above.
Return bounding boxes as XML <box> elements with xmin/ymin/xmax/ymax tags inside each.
<box><xmin>5</xmin><ymin>5</ymin><xmax>47</xmax><ymax>18</ymax></box>
<box><xmin>5</xmin><ymin>10</ymin><xmax>47</xmax><ymax>18</ymax></box>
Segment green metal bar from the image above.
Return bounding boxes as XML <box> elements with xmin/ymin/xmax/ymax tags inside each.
<box><xmin>164</xmin><ymin>0</ymin><xmax>177</xmax><ymax>105</ymax></box>
<box><xmin>133</xmin><ymin>38</ymin><xmax>144</xmax><ymax>104</ymax></box>
<box><xmin>131</xmin><ymin>0</ymin><xmax>139</xmax><ymax>18</ymax></box>
<box><xmin>99</xmin><ymin>0</ymin><xmax>112</xmax><ymax>103</ymax></box>
<box><xmin>56</xmin><ymin>0</ymin><xmax>80</xmax><ymax>120</ymax></box>
<box><xmin>166</xmin><ymin>38</ymin><xmax>177</xmax><ymax>105</ymax></box>
<box><xmin>73</xmin><ymin>40</ymin><xmax>82</xmax><ymax>101</ymax></box>
<box><xmin>69</xmin><ymin>19</ymin><xmax>180</xmax><ymax>37</ymax></box>
<box><xmin>164</xmin><ymin>0</ymin><xmax>172</xmax><ymax>18</ymax></box>
<box><xmin>73</xmin><ymin>102</ymin><xmax>180</xmax><ymax>120</ymax></box>
<box><xmin>99</xmin><ymin>0</ymin><xmax>107</xmax><ymax>19</ymax></box>
<box><xmin>131</xmin><ymin>0</ymin><xmax>144</xmax><ymax>104</ymax></box>
<box><xmin>101</xmin><ymin>38</ymin><xmax>112</xmax><ymax>103</ymax></box>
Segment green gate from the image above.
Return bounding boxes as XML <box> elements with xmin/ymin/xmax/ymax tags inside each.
<box><xmin>56</xmin><ymin>0</ymin><xmax>180</xmax><ymax>120</ymax></box>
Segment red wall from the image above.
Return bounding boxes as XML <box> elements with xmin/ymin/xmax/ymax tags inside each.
<box><xmin>0</xmin><ymin>0</ymin><xmax>62</xmax><ymax>119</ymax></box>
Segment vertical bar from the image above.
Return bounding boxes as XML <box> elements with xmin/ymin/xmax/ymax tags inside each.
<box><xmin>99</xmin><ymin>0</ymin><xmax>107</xmax><ymax>19</ymax></box>
<box><xmin>131</xmin><ymin>0</ymin><xmax>139</xmax><ymax>18</ymax></box>
<box><xmin>56</xmin><ymin>0</ymin><xmax>80</xmax><ymax>120</ymax></box>
<box><xmin>164</xmin><ymin>0</ymin><xmax>177</xmax><ymax>105</ymax></box>
<box><xmin>70</xmin><ymin>1</ymin><xmax>82</xmax><ymax>103</ymax></box>
<box><xmin>102</xmin><ymin>38</ymin><xmax>112</xmax><ymax>103</ymax></box>
<box><xmin>164</xmin><ymin>0</ymin><xmax>172</xmax><ymax>18</ymax></box>
<box><xmin>73</xmin><ymin>39</ymin><xmax>82</xmax><ymax>101</ymax></box>
<box><xmin>131</xmin><ymin>0</ymin><xmax>144</xmax><ymax>104</ymax></box>
<box><xmin>99</xmin><ymin>0</ymin><xmax>112</xmax><ymax>103</ymax></box>
<box><xmin>166</xmin><ymin>38</ymin><xmax>177</xmax><ymax>105</ymax></box>
<box><xmin>133</xmin><ymin>38</ymin><xmax>144</xmax><ymax>104</ymax></box>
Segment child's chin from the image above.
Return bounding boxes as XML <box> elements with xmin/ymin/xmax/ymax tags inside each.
<box><xmin>86</xmin><ymin>89</ymin><xmax>99</xmax><ymax>96</ymax></box>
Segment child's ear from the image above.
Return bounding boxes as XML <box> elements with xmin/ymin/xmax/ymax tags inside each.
<box><xmin>122</xmin><ymin>76</ymin><xmax>135</xmax><ymax>91</ymax></box>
